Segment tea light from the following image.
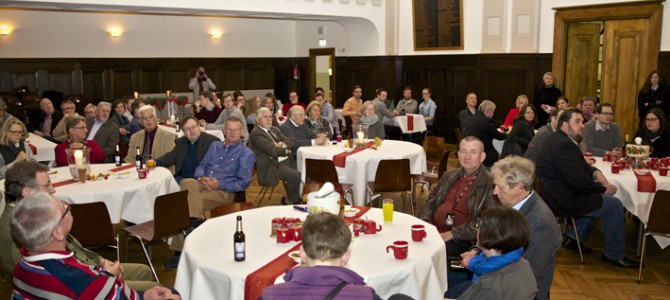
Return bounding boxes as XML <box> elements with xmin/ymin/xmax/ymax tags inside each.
<box><xmin>170</xmin><ymin>114</ymin><xmax>176</xmax><ymax>123</ymax></box>
<box><xmin>166</xmin><ymin>90</ymin><xmax>172</xmax><ymax>98</ymax></box>
<box><xmin>133</xmin><ymin>91</ymin><xmax>139</xmax><ymax>99</ymax></box>
<box><xmin>356</xmin><ymin>130</ymin><xmax>365</xmax><ymax>144</ymax></box>
<box><xmin>73</xmin><ymin>149</ymin><xmax>84</xmax><ymax>169</ymax></box>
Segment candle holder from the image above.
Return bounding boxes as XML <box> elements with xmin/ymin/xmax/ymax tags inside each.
<box><xmin>65</xmin><ymin>148</ymin><xmax>91</xmax><ymax>183</ymax></box>
<box><xmin>351</xmin><ymin>123</ymin><xmax>369</xmax><ymax>148</ymax></box>
<box><xmin>166</xmin><ymin>90</ymin><xmax>172</xmax><ymax>98</ymax></box>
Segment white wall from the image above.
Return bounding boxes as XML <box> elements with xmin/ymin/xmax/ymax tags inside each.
<box><xmin>294</xmin><ymin>21</ymin><xmax>348</xmax><ymax>57</ymax></box>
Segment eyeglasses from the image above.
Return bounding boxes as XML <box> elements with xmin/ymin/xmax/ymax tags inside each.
<box><xmin>646</xmin><ymin>118</ymin><xmax>659</xmax><ymax>122</ymax></box>
<box><xmin>600</xmin><ymin>112</ymin><xmax>614</xmax><ymax>116</ymax></box>
<box><xmin>183</xmin><ymin>125</ymin><xmax>199</xmax><ymax>132</ymax></box>
<box><xmin>59</xmin><ymin>203</ymin><xmax>71</xmax><ymax>222</ymax></box>
<box><xmin>225</xmin><ymin>128</ymin><xmax>242</xmax><ymax>132</ymax></box>
<box><xmin>8</xmin><ymin>130</ymin><xmax>24</xmax><ymax>135</ymax></box>
<box><xmin>71</xmin><ymin>126</ymin><xmax>87</xmax><ymax>130</ymax></box>
<box><xmin>62</xmin><ymin>106</ymin><xmax>75</xmax><ymax>111</ymax></box>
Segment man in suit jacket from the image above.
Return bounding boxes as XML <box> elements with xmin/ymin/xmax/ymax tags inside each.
<box><xmin>124</xmin><ymin>105</ymin><xmax>175</xmax><ymax>173</ymax></box>
<box><xmin>372</xmin><ymin>88</ymin><xmax>399</xmax><ymax>139</ymax></box>
<box><xmin>491</xmin><ymin>156</ymin><xmax>562</xmax><ymax>300</ymax></box>
<box><xmin>156</xmin><ymin>116</ymin><xmax>218</xmax><ymax>183</ymax></box>
<box><xmin>86</xmin><ymin>102</ymin><xmax>120</xmax><ymax>163</ymax></box>
<box><xmin>536</xmin><ymin>108</ymin><xmax>637</xmax><ymax>268</ymax></box>
<box><xmin>249</xmin><ymin>107</ymin><xmax>301</xmax><ymax>204</ymax></box>
<box><xmin>29</xmin><ymin>97</ymin><xmax>63</xmax><ymax>143</ymax></box>
<box><xmin>279</xmin><ymin>105</ymin><xmax>329</xmax><ymax>167</ymax></box>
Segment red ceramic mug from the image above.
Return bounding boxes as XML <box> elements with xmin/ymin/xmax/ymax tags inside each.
<box><xmin>272</xmin><ymin>217</ymin><xmax>285</xmax><ymax>234</ymax></box>
<box><xmin>386</xmin><ymin>240</ymin><xmax>409</xmax><ymax>259</ymax></box>
<box><xmin>411</xmin><ymin>224</ymin><xmax>427</xmax><ymax>242</ymax></box>
<box><xmin>336</xmin><ymin>135</ymin><xmax>342</xmax><ymax>143</ymax></box>
<box><xmin>659</xmin><ymin>166</ymin><xmax>669</xmax><ymax>176</ymax></box>
<box><xmin>364</xmin><ymin>220</ymin><xmax>382</xmax><ymax>235</ymax></box>
<box><xmin>290</xmin><ymin>225</ymin><xmax>302</xmax><ymax>242</ymax></box>
<box><xmin>276</xmin><ymin>228</ymin><xmax>290</xmax><ymax>244</ymax></box>
<box><xmin>353</xmin><ymin>219</ymin><xmax>366</xmax><ymax>236</ymax></box>
<box><xmin>611</xmin><ymin>163</ymin><xmax>621</xmax><ymax>174</ymax></box>
<box><xmin>137</xmin><ymin>168</ymin><xmax>148</xmax><ymax>179</ymax></box>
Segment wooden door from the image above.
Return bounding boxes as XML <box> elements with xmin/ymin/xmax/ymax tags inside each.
<box><xmin>564</xmin><ymin>23</ymin><xmax>601</xmax><ymax>105</ymax></box>
<box><xmin>602</xmin><ymin>18</ymin><xmax>658</xmax><ymax>139</ymax></box>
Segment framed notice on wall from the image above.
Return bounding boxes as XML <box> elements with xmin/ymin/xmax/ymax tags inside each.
<box><xmin>412</xmin><ymin>0</ymin><xmax>464</xmax><ymax>50</ymax></box>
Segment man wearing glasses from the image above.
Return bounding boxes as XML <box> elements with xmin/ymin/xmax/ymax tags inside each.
<box><xmin>583</xmin><ymin>103</ymin><xmax>623</xmax><ymax>157</ymax></box>
<box><xmin>87</xmin><ymin>102</ymin><xmax>121</xmax><ymax>163</ymax></box>
<box><xmin>155</xmin><ymin>116</ymin><xmax>218</xmax><ymax>183</ymax></box>
<box><xmin>165</xmin><ymin>117</ymin><xmax>255</xmax><ymax>269</ymax></box>
<box><xmin>52</xmin><ymin>99</ymin><xmax>79</xmax><ymax>142</ymax></box>
<box><xmin>124</xmin><ymin>105</ymin><xmax>175</xmax><ymax>172</ymax></box>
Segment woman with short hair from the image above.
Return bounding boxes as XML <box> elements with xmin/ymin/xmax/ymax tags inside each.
<box><xmin>0</xmin><ymin>118</ymin><xmax>33</xmax><ymax>179</ymax></box>
<box><xmin>305</xmin><ymin>101</ymin><xmax>333</xmax><ymax>139</ymax></box>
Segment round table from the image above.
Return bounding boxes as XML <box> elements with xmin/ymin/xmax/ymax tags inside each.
<box><xmin>26</xmin><ymin>132</ymin><xmax>57</xmax><ymax>162</ymax></box>
<box><xmin>594</xmin><ymin>157</ymin><xmax>670</xmax><ymax>249</ymax></box>
<box><xmin>297</xmin><ymin>140</ymin><xmax>426</xmax><ymax>206</ymax></box>
<box><xmin>50</xmin><ymin>163</ymin><xmax>180</xmax><ymax>224</ymax></box>
<box><xmin>174</xmin><ymin>206</ymin><xmax>448</xmax><ymax>300</ymax></box>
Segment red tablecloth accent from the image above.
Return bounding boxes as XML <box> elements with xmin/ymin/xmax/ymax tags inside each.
<box><xmin>634</xmin><ymin>171</ymin><xmax>656</xmax><ymax>192</ymax></box>
<box><xmin>53</xmin><ymin>179</ymin><xmax>78</xmax><ymax>188</ymax></box>
<box><xmin>332</xmin><ymin>141</ymin><xmax>375</xmax><ymax>168</ymax></box>
<box><xmin>407</xmin><ymin>115</ymin><xmax>414</xmax><ymax>131</ymax></box>
<box><xmin>344</xmin><ymin>206</ymin><xmax>370</xmax><ymax>225</ymax></box>
<box><xmin>109</xmin><ymin>164</ymin><xmax>136</xmax><ymax>173</ymax></box>
<box><xmin>28</xmin><ymin>144</ymin><xmax>37</xmax><ymax>155</ymax></box>
<box><xmin>244</xmin><ymin>243</ymin><xmax>302</xmax><ymax>300</ymax></box>
<box><xmin>159</xmin><ymin>123</ymin><xmax>176</xmax><ymax>128</ymax></box>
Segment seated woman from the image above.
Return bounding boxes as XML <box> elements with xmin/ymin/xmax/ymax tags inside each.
<box><xmin>450</xmin><ymin>206</ymin><xmax>537</xmax><ymax>300</ymax></box>
<box><xmin>0</xmin><ymin>118</ymin><xmax>33</xmax><ymax>179</ymax></box>
<box><xmin>54</xmin><ymin>116</ymin><xmax>106</xmax><ymax>167</ymax></box>
<box><xmin>503</xmin><ymin>95</ymin><xmax>529</xmax><ymax>128</ymax></box>
<box><xmin>305</xmin><ymin>101</ymin><xmax>333</xmax><ymax>140</ymax></box>
<box><xmin>246</xmin><ymin>96</ymin><xmax>261</xmax><ymax>127</ymax></box>
<box><xmin>555</xmin><ymin>96</ymin><xmax>570</xmax><ymax>111</ymax></box>
<box><xmin>635</xmin><ymin>108</ymin><xmax>670</xmax><ymax>158</ymax></box>
<box><xmin>360</xmin><ymin>101</ymin><xmax>383</xmax><ymax>139</ymax></box>
<box><xmin>503</xmin><ymin>104</ymin><xmax>536</xmax><ymax>157</ymax></box>
<box><xmin>194</xmin><ymin>91</ymin><xmax>223</xmax><ymax>124</ymax></box>
<box><xmin>419</xmin><ymin>88</ymin><xmax>437</xmax><ymax>133</ymax></box>
<box><xmin>110</xmin><ymin>99</ymin><xmax>131</xmax><ymax>145</ymax></box>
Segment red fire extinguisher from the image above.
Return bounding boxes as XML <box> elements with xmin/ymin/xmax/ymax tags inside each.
<box><xmin>293</xmin><ymin>64</ymin><xmax>300</xmax><ymax>80</ymax></box>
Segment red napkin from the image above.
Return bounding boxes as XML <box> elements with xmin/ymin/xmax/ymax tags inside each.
<box><xmin>28</xmin><ymin>144</ymin><xmax>37</xmax><ymax>155</ymax></box>
<box><xmin>332</xmin><ymin>141</ymin><xmax>375</xmax><ymax>168</ymax></box>
<box><xmin>244</xmin><ymin>243</ymin><xmax>301</xmax><ymax>300</ymax></box>
<box><xmin>634</xmin><ymin>171</ymin><xmax>656</xmax><ymax>192</ymax></box>
<box><xmin>407</xmin><ymin>115</ymin><xmax>414</xmax><ymax>131</ymax></box>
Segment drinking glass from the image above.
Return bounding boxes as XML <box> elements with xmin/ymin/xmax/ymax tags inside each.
<box><xmin>382</xmin><ymin>199</ymin><xmax>394</xmax><ymax>223</ymax></box>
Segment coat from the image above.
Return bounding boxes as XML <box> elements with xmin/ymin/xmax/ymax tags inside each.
<box><xmin>124</xmin><ymin>127</ymin><xmax>175</xmax><ymax>173</ymax></box>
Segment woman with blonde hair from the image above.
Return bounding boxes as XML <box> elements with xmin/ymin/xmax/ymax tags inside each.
<box><xmin>0</xmin><ymin>118</ymin><xmax>33</xmax><ymax>179</ymax></box>
<box><xmin>503</xmin><ymin>95</ymin><xmax>529</xmax><ymax>127</ymax></box>
<box><xmin>305</xmin><ymin>101</ymin><xmax>333</xmax><ymax>139</ymax></box>
<box><xmin>247</xmin><ymin>96</ymin><xmax>261</xmax><ymax>126</ymax></box>
<box><xmin>360</xmin><ymin>101</ymin><xmax>383</xmax><ymax>139</ymax></box>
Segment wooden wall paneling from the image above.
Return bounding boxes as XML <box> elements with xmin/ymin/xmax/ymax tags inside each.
<box><xmin>140</xmin><ymin>69</ymin><xmax>162</xmax><ymax>94</ymax></box>
<box><xmin>164</xmin><ymin>70</ymin><xmax>190</xmax><ymax>96</ymax></box>
<box><xmin>246</xmin><ymin>67</ymin><xmax>273</xmax><ymax>90</ymax></box>
<box><xmin>425</xmin><ymin>68</ymin><xmax>449</xmax><ymax>136</ymax></box>
<box><xmin>81</xmin><ymin>69</ymin><xmax>106</xmax><ymax>101</ymax></box>
<box><xmin>479</xmin><ymin>67</ymin><xmax>528</xmax><ymax>122</ymax></box>
<box><xmin>45</xmin><ymin>70</ymin><xmax>76</xmax><ymax>96</ymax></box>
<box><xmin>10</xmin><ymin>72</ymin><xmax>39</xmax><ymax>95</ymax></box>
<box><xmin>223</xmin><ymin>67</ymin><xmax>244</xmax><ymax>92</ymax></box>
<box><xmin>109</xmin><ymin>68</ymin><xmax>135</xmax><ymax>101</ymax></box>
<box><xmin>401</xmin><ymin>66</ymin><xmax>424</xmax><ymax>100</ymax></box>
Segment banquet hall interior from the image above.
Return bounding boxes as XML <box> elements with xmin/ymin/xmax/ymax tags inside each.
<box><xmin>1</xmin><ymin>0</ymin><xmax>670</xmax><ymax>299</ymax></box>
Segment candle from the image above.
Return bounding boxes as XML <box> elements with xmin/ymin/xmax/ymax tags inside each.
<box><xmin>356</xmin><ymin>130</ymin><xmax>365</xmax><ymax>144</ymax></box>
<box><xmin>73</xmin><ymin>149</ymin><xmax>84</xmax><ymax>169</ymax></box>
<box><xmin>133</xmin><ymin>91</ymin><xmax>139</xmax><ymax>99</ymax></box>
<box><xmin>171</xmin><ymin>114</ymin><xmax>176</xmax><ymax>123</ymax></box>
<box><xmin>166</xmin><ymin>90</ymin><xmax>172</xmax><ymax>98</ymax></box>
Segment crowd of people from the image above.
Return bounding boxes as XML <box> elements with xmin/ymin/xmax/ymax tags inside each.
<box><xmin>0</xmin><ymin>67</ymin><xmax>668</xmax><ymax>299</ymax></box>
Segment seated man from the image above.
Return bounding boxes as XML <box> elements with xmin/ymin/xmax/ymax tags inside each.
<box><xmin>491</xmin><ymin>156</ymin><xmax>562</xmax><ymax>300</ymax></box>
<box><xmin>28</xmin><ymin>97</ymin><xmax>63</xmax><ymax>143</ymax></box>
<box><xmin>86</xmin><ymin>102</ymin><xmax>120</xmax><ymax>163</ymax></box>
<box><xmin>261</xmin><ymin>213</ymin><xmax>383</xmax><ymax>300</ymax></box>
<box><xmin>10</xmin><ymin>192</ymin><xmax>179</xmax><ymax>300</ymax></box>
<box><xmin>279</xmin><ymin>105</ymin><xmax>329</xmax><ymax>164</ymax></box>
<box><xmin>583</xmin><ymin>103</ymin><xmax>623</xmax><ymax>157</ymax></box>
<box><xmin>165</xmin><ymin>116</ymin><xmax>255</xmax><ymax>269</ymax></box>
<box><xmin>249</xmin><ymin>107</ymin><xmax>301</xmax><ymax>204</ymax></box>
<box><xmin>1</xmin><ymin>160</ymin><xmax>157</xmax><ymax>290</ymax></box>
<box><xmin>525</xmin><ymin>108</ymin><xmax>563</xmax><ymax>163</ymax></box>
<box><xmin>52</xmin><ymin>99</ymin><xmax>78</xmax><ymax>142</ymax></box>
<box><xmin>536</xmin><ymin>108</ymin><xmax>637</xmax><ymax>267</ymax></box>
<box><xmin>156</xmin><ymin>116</ymin><xmax>218</xmax><ymax>183</ymax></box>
<box><xmin>124</xmin><ymin>105</ymin><xmax>175</xmax><ymax>172</ymax></box>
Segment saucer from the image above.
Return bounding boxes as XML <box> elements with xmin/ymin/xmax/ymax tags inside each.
<box><xmin>634</xmin><ymin>169</ymin><xmax>650</xmax><ymax>175</ymax></box>
<box><xmin>344</xmin><ymin>208</ymin><xmax>360</xmax><ymax>218</ymax></box>
<box><xmin>287</xmin><ymin>251</ymin><xmax>301</xmax><ymax>263</ymax></box>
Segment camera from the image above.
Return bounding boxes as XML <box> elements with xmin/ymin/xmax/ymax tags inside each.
<box><xmin>199</xmin><ymin>71</ymin><xmax>205</xmax><ymax>77</ymax></box>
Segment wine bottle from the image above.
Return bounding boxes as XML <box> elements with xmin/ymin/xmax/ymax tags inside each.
<box><xmin>234</xmin><ymin>216</ymin><xmax>246</xmax><ymax>261</ymax></box>
<box><xmin>175</xmin><ymin>117</ymin><xmax>181</xmax><ymax>132</ymax></box>
<box><xmin>114</xmin><ymin>144</ymin><xmax>122</xmax><ymax>166</ymax></box>
<box><xmin>135</xmin><ymin>147</ymin><xmax>142</xmax><ymax>170</ymax></box>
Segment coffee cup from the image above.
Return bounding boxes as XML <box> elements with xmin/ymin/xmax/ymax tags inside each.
<box><xmin>276</xmin><ymin>228</ymin><xmax>290</xmax><ymax>244</ymax></box>
<box><xmin>290</xmin><ymin>225</ymin><xmax>302</xmax><ymax>242</ymax></box>
<box><xmin>272</xmin><ymin>217</ymin><xmax>285</xmax><ymax>234</ymax></box>
<box><xmin>364</xmin><ymin>220</ymin><xmax>382</xmax><ymax>235</ymax></box>
<box><xmin>336</xmin><ymin>135</ymin><xmax>342</xmax><ymax>143</ymax></box>
<box><xmin>411</xmin><ymin>224</ymin><xmax>427</xmax><ymax>242</ymax></box>
<box><xmin>386</xmin><ymin>240</ymin><xmax>409</xmax><ymax>259</ymax></box>
<box><xmin>660</xmin><ymin>166</ymin><xmax>669</xmax><ymax>176</ymax></box>
<box><xmin>611</xmin><ymin>163</ymin><xmax>621</xmax><ymax>174</ymax></box>
<box><xmin>138</xmin><ymin>168</ymin><xmax>148</xmax><ymax>179</ymax></box>
<box><xmin>353</xmin><ymin>219</ymin><xmax>366</xmax><ymax>236</ymax></box>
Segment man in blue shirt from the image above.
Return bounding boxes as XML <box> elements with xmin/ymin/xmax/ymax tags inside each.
<box><xmin>165</xmin><ymin>116</ymin><xmax>255</xmax><ymax>268</ymax></box>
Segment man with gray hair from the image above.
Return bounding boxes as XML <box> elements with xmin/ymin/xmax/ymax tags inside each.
<box><xmin>462</xmin><ymin>100</ymin><xmax>508</xmax><ymax>167</ymax></box>
<box><xmin>10</xmin><ymin>192</ymin><xmax>179</xmax><ymax>299</ymax></box>
<box><xmin>86</xmin><ymin>101</ymin><xmax>120</xmax><ymax>163</ymax></box>
<box><xmin>491</xmin><ymin>156</ymin><xmax>562</xmax><ymax>300</ymax></box>
<box><xmin>525</xmin><ymin>108</ymin><xmax>564</xmax><ymax>163</ymax></box>
<box><xmin>125</xmin><ymin>105</ymin><xmax>175</xmax><ymax>172</ymax></box>
<box><xmin>280</xmin><ymin>105</ymin><xmax>329</xmax><ymax>163</ymax></box>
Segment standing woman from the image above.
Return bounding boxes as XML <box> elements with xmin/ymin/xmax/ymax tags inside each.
<box><xmin>305</xmin><ymin>101</ymin><xmax>333</xmax><ymax>139</ymax></box>
<box><xmin>635</xmin><ymin>108</ymin><xmax>670</xmax><ymax>158</ymax></box>
<box><xmin>360</xmin><ymin>101</ymin><xmax>383</xmax><ymax>139</ymax></box>
<box><xmin>419</xmin><ymin>88</ymin><xmax>437</xmax><ymax>134</ymax></box>
<box><xmin>110</xmin><ymin>99</ymin><xmax>131</xmax><ymax>145</ymax></box>
<box><xmin>504</xmin><ymin>104</ymin><xmax>536</xmax><ymax>157</ymax></box>
<box><xmin>638</xmin><ymin>70</ymin><xmax>670</xmax><ymax>123</ymax></box>
<box><xmin>0</xmin><ymin>118</ymin><xmax>33</xmax><ymax>179</ymax></box>
<box><xmin>54</xmin><ymin>116</ymin><xmax>105</xmax><ymax>167</ymax></box>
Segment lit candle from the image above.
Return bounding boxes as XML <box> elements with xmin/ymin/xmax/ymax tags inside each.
<box><xmin>171</xmin><ymin>114</ymin><xmax>176</xmax><ymax>123</ymax></box>
<box><xmin>133</xmin><ymin>91</ymin><xmax>139</xmax><ymax>99</ymax></box>
<box><xmin>73</xmin><ymin>149</ymin><xmax>84</xmax><ymax>169</ymax></box>
<box><xmin>166</xmin><ymin>90</ymin><xmax>172</xmax><ymax>98</ymax></box>
<box><xmin>356</xmin><ymin>130</ymin><xmax>365</xmax><ymax>144</ymax></box>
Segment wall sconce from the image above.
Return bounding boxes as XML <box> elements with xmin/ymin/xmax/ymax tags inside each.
<box><xmin>0</xmin><ymin>26</ymin><xmax>13</xmax><ymax>36</ymax></box>
<box><xmin>209</xmin><ymin>31</ymin><xmax>223</xmax><ymax>39</ymax></box>
<box><xmin>107</xmin><ymin>29</ymin><xmax>123</xmax><ymax>38</ymax></box>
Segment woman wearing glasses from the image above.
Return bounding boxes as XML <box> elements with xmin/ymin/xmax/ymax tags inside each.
<box><xmin>0</xmin><ymin>118</ymin><xmax>33</xmax><ymax>179</ymax></box>
<box><xmin>54</xmin><ymin>116</ymin><xmax>105</xmax><ymax>167</ymax></box>
<box><xmin>635</xmin><ymin>108</ymin><xmax>670</xmax><ymax>158</ymax></box>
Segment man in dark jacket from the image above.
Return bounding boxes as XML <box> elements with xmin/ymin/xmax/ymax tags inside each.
<box><xmin>462</xmin><ymin>100</ymin><xmax>507</xmax><ymax>167</ymax></box>
<box><xmin>156</xmin><ymin>116</ymin><xmax>218</xmax><ymax>183</ymax></box>
<box><xmin>29</xmin><ymin>97</ymin><xmax>63</xmax><ymax>143</ymax></box>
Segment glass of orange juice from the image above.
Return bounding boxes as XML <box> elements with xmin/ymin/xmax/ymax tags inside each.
<box><xmin>145</xmin><ymin>154</ymin><xmax>156</xmax><ymax>170</ymax></box>
<box><xmin>382</xmin><ymin>199</ymin><xmax>394</xmax><ymax>223</ymax></box>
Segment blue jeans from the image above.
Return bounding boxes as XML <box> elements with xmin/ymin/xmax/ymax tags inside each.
<box><xmin>569</xmin><ymin>194</ymin><xmax>626</xmax><ymax>259</ymax></box>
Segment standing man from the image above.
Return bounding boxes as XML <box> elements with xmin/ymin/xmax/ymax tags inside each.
<box><xmin>458</xmin><ymin>92</ymin><xmax>478</xmax><ymax>131</ymax></box>
<box><xmin>536</xmin><ymin>108</ymin><xmax>638</xmax><ymax>267</ymax></box>
<box><xmin>249</xmin><ymin>108</ymin><xmax>301</xmax><ymax>204</ymax></box>
<box><xmin>155</xmin><ymin>116</ymin><xmax>219</xmax><ymax>183</ymax></box>
<box><xmin>371</xmin><ymin>88</ymin><xmax>399</xmax><ymax>139</ymax></box>
<box><xmin>165</xmin><ymin>117</ymin><xmax>255</xmax><ymax>269</ymax></box>
<box><xmin>583</xmin><ymin>103</ymin><xmax>623</xmax><ymax>157</ymax></box>
<box><xmin>87</xmin><ymin>101</ymin><xmax>120</xmax><ymax>163</ymax></box>
<box><xmin>396</xmin><ymin>86</ymin><xmax>418</xmax><ymax>114</ymax></box>
<box><xmin>125</xmin><ymin>106</ymin><xmax>175</xmax><ymax>172</ymax></box>
<box><xmin>29</xmin><ymin>97</ymin><xmax>63</xmax><ymax>142</ymax></box>
<box><xmin>280</xmin><ymin>105</ymin><xmax>329</xmax><ymax>162</ymax></box>
<box><xmin>534</xmin><ymin>72</ymin><xmax>562</xmax><ymax>127</ymax></box>
<box><xmin>341</xmin><ymin>85</ymin><xmax>364</xmax><ymax>126</ymax></box>
<box><xmin>491</xmin><ymin>156</ymin><xmax>562</xmax><ymax>300</ymax></box>
<box><xmin>188</xmin><ymin>66</ymin><xmax>216</xmax><ymax>104</ymax></box>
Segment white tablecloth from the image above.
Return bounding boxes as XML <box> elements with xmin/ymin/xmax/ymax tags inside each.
<box><xmin>174</xmin><ymin>206</ymin><xmax>448</xmax><ymax>300</ymax></box>
<box><xmin>394</xmin><ymin>114</ymin><xmax>427</xmax><ymax>134</ymax></box>
<box><xmin>50</xmin><ymin>164</ymin><xmax>180</xmax><ymax>224</ymax></box>
<box><xmin>158</xmin><ymin>124</ymin><xmax>224</xmax><ymax>141</ymax></box>
<box><xmin>26</xmin><ymin>133</ymin><xmax>56</xmax><ymax>162</ymax></box>
<box><xmin>594</xmin><ymin>158</ymin><xmax>670</xmax><ymax>248</ymax></box>
<box><xmin>297</xmin><ymin>140</ymin><xmax>426</xmax><ymax>206</ymax></box>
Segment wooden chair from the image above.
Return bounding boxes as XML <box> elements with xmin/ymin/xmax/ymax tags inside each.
<box><xmin>344</xmin><ymin>116</ymin><xmax>353</xmax><ymax>139</ymax></box>
<box><xmin>122</xmin><ymin>190</ymin><xmax>190</xmax><ymax>283</ymax></box>
<box><xmin>638</xmin><ymin>190</ymin><xmax>670</xmax><ymax>283</ymax></box>
<box><xmin>367</xmin><ymin>159</ymin><xmax>414</xmax><ymax>215</ymax></box>
<box><xmin>412</xmin><ymin>150</ymin><xmax>451</xmax><ymax>205</ymax></box>
<box><xmin>69</xmin><ymin>202</ymin><xmax>119</xmax><ymax>260</ymax></box>
<box><xmin>209</xmin><ymin>202</ymin><xmax>255</xmax><ymax>219</ymax></box>
<box><xmin>422</xmin><ymin>136</ymin><xmax>445</xmax><ymax>170</ymax></box>
<box><xmin>255</xmin><ymin>181</ymin><xmax>287</xmax><ymax>207</ymax></box>
<box><xmin>304</xmin><ymin>159</ymin><xmax>353</xmax><ymax>202</ymax></box>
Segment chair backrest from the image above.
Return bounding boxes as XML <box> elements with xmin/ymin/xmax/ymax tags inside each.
<box><xmin>437</xmin><ymin>150</ymin><xmax>451</xmax><ymax>179</ymax></box>
<box><xmin>647</xmin><ymin>190</ymin><xmax>670</xmax><ymax>234</ymax></box>
<box><xmin>209</xmin><ymin>202</ymin><xmax>255</xmax><ymax>219</ymax></box>
<box><xmin>373</xmin><ymin>159</ymin><xmax>411</xmax><ymax>193</ymax></box>
<box><xmin>423</xmin><ymin>136</ymin><xmax>445</xmax><ymax>162</ymax></box>
<box><xmin>305</xmin><ymin>158</ymin><xmax>345</xmax><ymax>196</ymax></box>
<box><xmin>344</xmin><ymin>116</ymin><xmax>353</xmax><ymax>138</ymax></box>
<box><xmin>454</xmin><ymin>128</ymin><xmax>463</xmax><ymax>141</ymax></box>
<box><xmin>69</xmin><ymin>202</ymin><xmax>116</xmax><ymax>248</ymax></box>
<box><xmin>152</xmin><ymin>190</ymin><xmax>190</xmax><ymax>242</ymax></box>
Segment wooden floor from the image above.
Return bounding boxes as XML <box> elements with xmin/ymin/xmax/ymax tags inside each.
<box><xmin>2</xmin><ymin>160</ymin><xmax>670</xmax><ymax>299</ymax></box>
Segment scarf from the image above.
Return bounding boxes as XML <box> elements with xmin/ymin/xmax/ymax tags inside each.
<box><xmin>0</xmin><ymin>141</ymin><xmax>27</xmax><ymax>164</ymax></box>
<box><xmin>360</xmin><ymin>114</ymin><xmax>378</xmax><ymax>126</ymax></box>
<box><xmin>468</xmin><ymin>247</ymin><xmax>524</xmax><ymax>282</ymax></box>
